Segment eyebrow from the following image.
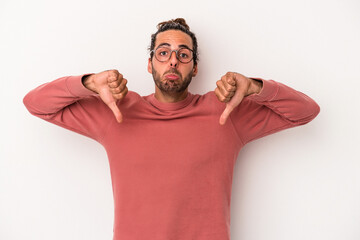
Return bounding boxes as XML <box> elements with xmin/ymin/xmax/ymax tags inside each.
<box><xmin>156</xmin><ymin>43</ymin><xmax>192</xmax><ymax>50</ymax></box>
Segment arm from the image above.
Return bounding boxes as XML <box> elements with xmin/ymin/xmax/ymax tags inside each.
<box><xmin>23</xmin><ymin>70</ymin><xmax>128</xmax><ymax>142</ymax></box>
<box><xmin>232</xmin><ymin>78</ymin><xmax>319</xmax><ymax>144</ymax></box>
<box><xmin>215</xmin><ymin>72</ymin><xmax>320</xmax><ymax>145</ymax></box>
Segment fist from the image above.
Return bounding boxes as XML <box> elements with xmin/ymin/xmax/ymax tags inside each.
<box><xmin>83</xmin><ymin>69</ymin><xmax>128</xmax><ymax>123</ymax></box>
<box><xmin>215</xmin><ymin>72</ymin><xmax>262</xmax><ymax>125</ymax></box>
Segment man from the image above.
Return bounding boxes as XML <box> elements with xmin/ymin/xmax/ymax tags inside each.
<box><xmin>23</xmin><ymin>18</ymin><xmax>320</xmax><ymax>240</ymax></box>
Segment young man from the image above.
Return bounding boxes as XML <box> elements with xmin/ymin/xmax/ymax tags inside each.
<box><xmin>23</xmin><ymin>18</ymin><xmax>320</xmax><ymax>240</ymax></box>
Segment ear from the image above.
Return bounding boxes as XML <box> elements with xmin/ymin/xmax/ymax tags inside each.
<box><xmin>147</xmin><ymin>58</ymin><xmax>152</xmax><ymax>74</ymax></box>
<box><xmin>192</xmin><ymin>64</ymin><xmax>198</xmax><ymax>77</ymax></box>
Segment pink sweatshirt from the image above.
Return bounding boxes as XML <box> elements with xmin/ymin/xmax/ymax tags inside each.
<box><xmin>23</xmin><ymin>74</ymin><xmax>320</xmax><ymax>240</ymax></box>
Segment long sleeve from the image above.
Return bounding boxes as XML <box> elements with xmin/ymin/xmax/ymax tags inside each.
<box><xmin>229</xmin><ymin>78</ymin><xmax>320</xmax><ymax>145</ymax></box>
<box><xmin>23</xmin><ymin>74</ymin><xmax>115</xmax><ymax>143</ymax></box>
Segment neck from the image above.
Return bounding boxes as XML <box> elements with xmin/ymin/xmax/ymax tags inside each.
<box><xmin>154</xmin><ymin>87</ymin><xmax>189</xmax><ymax>103</ymax></box>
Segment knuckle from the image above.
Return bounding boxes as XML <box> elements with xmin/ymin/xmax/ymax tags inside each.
<box><xmin>224</xmin><ymin>77</ymin><xmax>231</xmax><ymax>84</ymax></box>
<box><xmin>111</xmin><ymin>69</ymin><xmax>119</xmax><ymax>74</ymax></box>
<box><xmin>114</xmin><ymin>87</ymin><xmax>128</xmax><ymax>100</ymax></box>
<box><xmin>121</xmin><ymin>80</ymin><xmax>127</xmax><ymax>88</ymax></box>
<box><xmin>109</xmin><ymin>70</ymin><xmax>122</xmax><ymax>79</ymax></box>
<box><xmin>112</xmin><ymin>88</ymin><xmax>120</xmax><ymax>94</ymax></box>
<box><xmin>215</xmin><ymin>89</ymin><xmax>222</xmax><ymax>100</ymax></box>
<box><xmin>227</xmin><ymin>86</ymin><xmax>234</xmax><ymax>92</ymax></box>
<box><xmin>123</xmin><ymin>87</ymin><xmax>128</xmax><ymax>95</ymax></box>
<box><xmin>108</xmin><ymin>70</ymin><xmax>116</xmax><ymax>77</ymax></box>
<box><xmin>121</xmin><ymin>79</ymin><xmax>127</xmax><ymax>86</ymax></box>
<box><xmin>113</xmin><ymin>94</ymin><xmax>122</xmax><ymax>100</ymax></box>
<box><xmin>216</xmin><ymin>88</ymin><xmax>224</xmax><ymax>98</ymax></box>
<box><xmin>109</xmin><ymin>81</ymin><xmax>118</xmax><ymax>88</ymax></box>
<box><xmin>108</xmin><ymin>76</ymin><xmax>116</xmax><ymax>83</ymax></box>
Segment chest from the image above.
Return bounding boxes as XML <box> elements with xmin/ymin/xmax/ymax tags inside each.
<box><xmin>103</xmin><ymin>116</ymin><xmax>241</xmax><ymax>169</ymax></box>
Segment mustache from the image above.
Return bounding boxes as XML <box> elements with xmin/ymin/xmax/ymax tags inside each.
<box><xmin>164</xmin><ymin>69</ymin><xmax>182</xmax><ymax>77</ymax></box>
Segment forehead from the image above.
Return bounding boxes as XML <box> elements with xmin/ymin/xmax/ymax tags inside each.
<box><xmin>155</xmin><ymin>30</ymin><xmax>193</xmax><ymax>49</ymax></box>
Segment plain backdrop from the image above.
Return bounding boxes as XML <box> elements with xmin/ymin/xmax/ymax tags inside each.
<box><xmin>1</xmin><ymin>0</ymin><xmax>359</xmax><ymax>239</ymax></box>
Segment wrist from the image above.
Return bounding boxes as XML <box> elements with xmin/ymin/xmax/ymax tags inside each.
<box><xmin>81</xmin><ymin>74</ymin><xmax>97</xmax><ymax>93</ymax></box>
<box><xmin>248</xmin><ymin>78</ymin><xmax>263</xmax><ymax>96</ymax></box>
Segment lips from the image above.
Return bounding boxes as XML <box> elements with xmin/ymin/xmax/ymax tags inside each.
<box><xmin>164</xmin><ymin>74</ymin><xmax>180</xmax><ymax>80</ymax></box>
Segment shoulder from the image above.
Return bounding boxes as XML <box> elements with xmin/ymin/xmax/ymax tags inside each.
<box><xmin>201</xmin><ymin>91</ymin><xmax>225</xmax><ymax>105</ymax></box>
<box><xmin>193</xmin><ymin>91</ymin><xmax>218</xmax><ymax>102</ymax></box>
<box><xmin>192</xmin><ymin>91</ymin><xmax>225</xmax><ymax>112</ymax></box>
<box><xmin>117</xmin><ymin>90</ymin><xmax>156</xmax><ymax>110</ymax></box>
<box><xmin>119</xmin><ymin>90</ymin><xmax>142</xmax><ymax>101</ymax></box>
<box><xmin>126</xmin><ymin>90</ymin><xmax>142</xmax><ymax>100</ymax></box>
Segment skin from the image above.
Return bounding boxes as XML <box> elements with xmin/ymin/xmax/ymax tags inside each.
<box><xmin>82</xmin><ymin>29</ymin><xmax>263</xmax><ymax>124</ymax></box>
<box><xmin>215</xmin><ymin>72</ymin><xmax>263</xmax><ymax>125</ymax></box>
<box><xmin>147</xmin><ymin>30</ymin><xmax>198</xmax><ymax>103</ymax></box>
<box><xmin>82</xmin><ymin>70</ymin><xmax>128</xmax><ymax>123</ymax></box>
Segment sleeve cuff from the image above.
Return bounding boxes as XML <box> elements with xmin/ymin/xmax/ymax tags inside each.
<box><xmin>65</xmin><ymin>74</ymin><xmax>98</xmax><ymax>97</ymax></box>
<box><xmin>246</xmin><ymin>78</ymin><xmax>279</xmax><ymax>102</ymax></box>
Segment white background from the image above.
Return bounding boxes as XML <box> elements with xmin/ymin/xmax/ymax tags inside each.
<box><xmin>1</xmin><ymin>0</ymin><xmax>359</xmax><ymax>239</ymax></box>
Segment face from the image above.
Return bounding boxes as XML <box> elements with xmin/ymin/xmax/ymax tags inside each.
<box><xmin>148</xmin><ymin>30</ymin><xmax>198</xmax><ymax>94</ymax></box>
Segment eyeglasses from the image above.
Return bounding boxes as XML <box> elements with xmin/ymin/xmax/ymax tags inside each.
<box><xmin>151</xmin><ymin>46</ymin><xmax>194</xmax><ymax>63</ymax></box>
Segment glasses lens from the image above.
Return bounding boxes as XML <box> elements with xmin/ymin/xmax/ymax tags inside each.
<box><xmin>178</xmin><ymin>48</ymin><xmax>192</xmax><ymax>63</ymax></box>
<box><xmin>155</xmin><ymin>47</ymin><xmax>171</xmax><ymax>62</ymax></box>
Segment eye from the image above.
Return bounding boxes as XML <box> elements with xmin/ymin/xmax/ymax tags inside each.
<box><xmin>179</xmin><ymin>53</ymin><xmax>189</xmax><ymax>58</ymax></box>
<box><xmin>178</xmin><ymin>48</ymin><xmax>192</xmax><ymax>59</ymax></box>
<box><xmin>156</xmin><ymin>47</ymin><xmax>170</xmax><ymax>58</ymax></box>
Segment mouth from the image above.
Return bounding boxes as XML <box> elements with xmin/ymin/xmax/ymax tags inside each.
<box><xmin>164</xmin><ymin>74</ymin><xmax>180</xmax><ymax>80</ymax></box>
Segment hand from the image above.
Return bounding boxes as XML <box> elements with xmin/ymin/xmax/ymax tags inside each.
<box><xmin>82</xmin><ymin>69</ymin><xmax>128</xmax><ymax>123</ymax></box>
<box><xmin>215</xmin><ymin>72</ymin><xmax>263</xmax><ymax>125</ymax></box>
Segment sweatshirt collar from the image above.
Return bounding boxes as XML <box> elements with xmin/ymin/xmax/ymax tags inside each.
<box><xmin>147</xmin><ymin>92</ymin><xmax>194</xmax><ymax>111</ymax></box>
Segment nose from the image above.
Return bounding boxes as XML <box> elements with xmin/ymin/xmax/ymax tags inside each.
<box><xmin>169</xmin><ymin>51</ymin><xmax>178</xmax><ymax>68</ymax></box>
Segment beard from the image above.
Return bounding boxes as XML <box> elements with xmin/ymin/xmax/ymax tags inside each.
<box><xmin>151</xmin><ymin>64</ymin><xmax>193</xmax><ymax>94</ymax></box>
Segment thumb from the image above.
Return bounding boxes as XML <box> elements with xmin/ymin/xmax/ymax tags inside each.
<box><xmin>107</xmin><ymin>101</ymin><xmax>123</xmax><ymax>123</ymax></box>
<box><xmin>219</xmin><ymin>103</ymin><xmax>235</xmax><ymax>125</ymax></box>
<box><xmin>99</xmin><ymin>87</ymin><xmax>123</xmax><ymax>123</ymax></box>
<box><xmin>219</xmin><ymin>89</ymin><xmax>246</xmax><ymax>125</ymax></box>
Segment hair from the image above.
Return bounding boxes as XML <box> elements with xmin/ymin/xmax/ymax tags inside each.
<box><xmin>149</xmin><ymin>18</ymin><xmax>199</xmax><ymax>66</ymax></box>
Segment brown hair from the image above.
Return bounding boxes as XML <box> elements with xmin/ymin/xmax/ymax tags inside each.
<box><xmin>149</xmin><ymin>18</ymin><xmax>199</xmax><ymax>65</ymax></box>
